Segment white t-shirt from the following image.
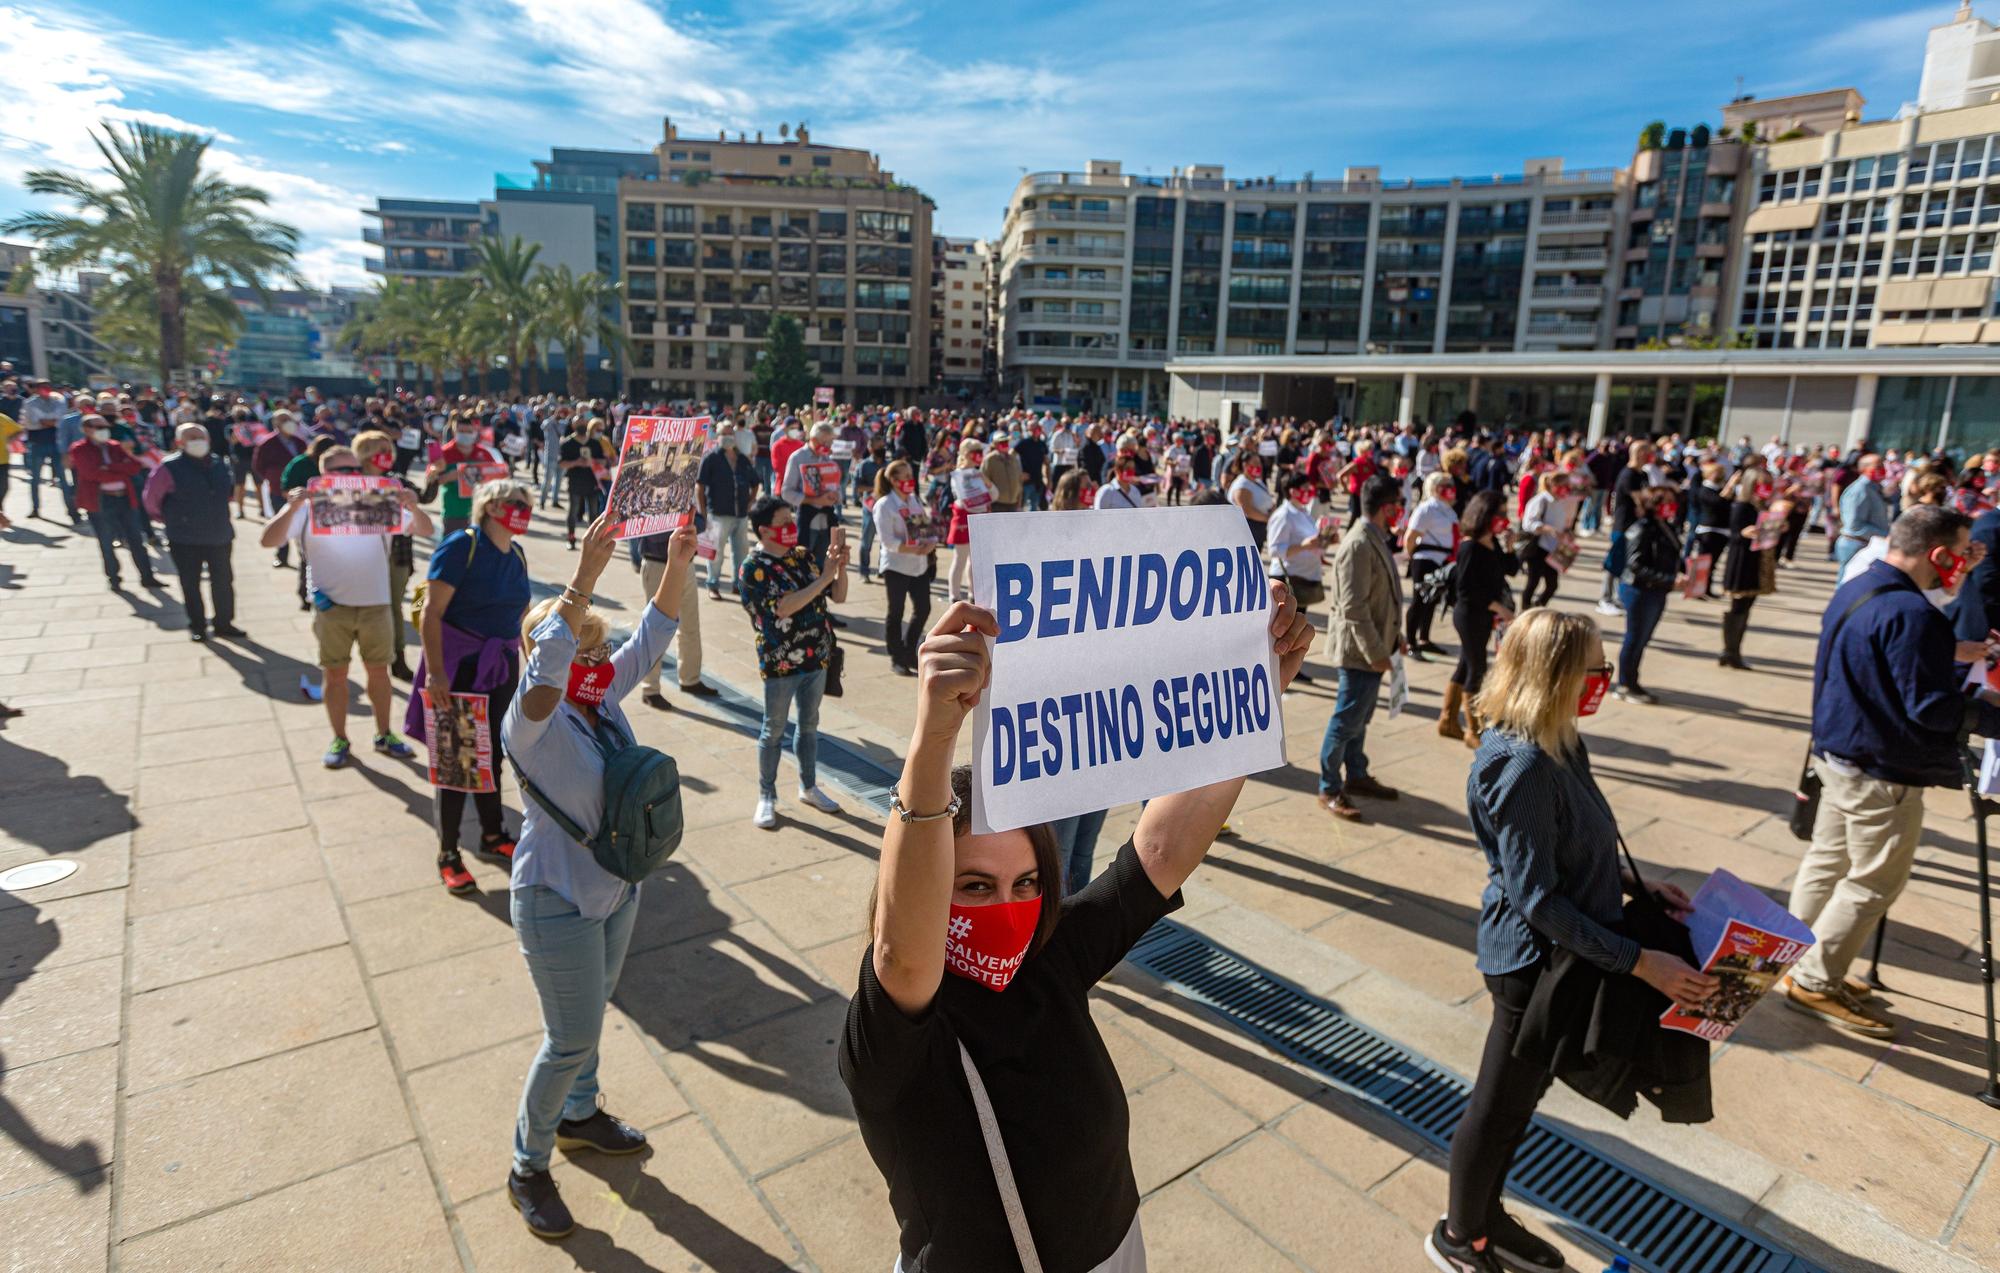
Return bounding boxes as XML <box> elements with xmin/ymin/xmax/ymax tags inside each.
<box><xmin>285</xmin><ymin>506</ymin><xmax>392</xmax><ymax>607</ymax></box>
<box><xmin>1094</xmin><ymin>481</ymin><xmax>1147</xmax><ymax>510</ymax></box>
<box><xmin>1227</xmin><ymin>475</ymin><xmax>1274</xmax><ymax>517</ymax></box>
<box><xmin>874</xmin><ymin>491</ymin><xmax>933</xmax><ymax>578</ymax></box>
<box><xmin>1266</xmin><ymin>501</ymin><xmax>1324</xmax><ymax>582</ymax></box>
<box><xmin>1407</xmin><ymin>497</ymin><xmax>1458</xmax><ymax>560</ymax></box>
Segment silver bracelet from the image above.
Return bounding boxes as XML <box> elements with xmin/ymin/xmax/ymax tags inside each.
<box><xmin>890</xmin><ymin>790</ymin><xmax>961</xmax><ymax>823</ymax></box>
<box><xmin>561</xmin><ymin>585</ymin><xmax>591</xmax><ymax>605</ymax></box>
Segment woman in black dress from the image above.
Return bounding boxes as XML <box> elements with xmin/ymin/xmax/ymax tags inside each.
<box><xmin>1448</xmin><ymin>489</ymin><xmax>1518</xmax><ymax>748</ymax></box>
<box><xmin>841</xmin><ymin>597</ymin><xmax>1313</xmax><ymax>1273</ymax></box>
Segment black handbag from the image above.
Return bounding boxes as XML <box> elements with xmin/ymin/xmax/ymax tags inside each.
<box><xmin>1282</xmin><ymin>575</ymin><xmax>1326</xmax><ymax>608</ymax></box>
<box><xmin>823</xmin><ymin>640</ymin><xmax>845</xmax><ymax>698</ymax></box>
<box><xmin>1791</xmin><ymin>583</ymin><xmax>1895</xmax><ymax>840</ymax></box>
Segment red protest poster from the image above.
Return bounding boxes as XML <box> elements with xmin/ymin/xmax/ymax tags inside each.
<box><xmin>1751</xmin><ymin>499</ymin><xmax>1792</xmax><ymax>552</ymax></box>
<box><xmin>422</xmin><ymin>690</ymin><xmax>494</xmax><ymax>793</ymax></box>
<box><xmin>456</xmin><ymin>460</ymin><xmax>510</xmax><ymax>498</ymax></box>
<box><xmin>901</xmin><ymin>505</ymin><xmax>938</xmax><ymax>553</ymax></box>
<box><xmin>1659</xmin><ymin>918</ymin><xmax>1808</xmax><ymax>1042</ymax></box>
<box><xmin>801</xmin><ymin>458</ymin><xmax>842</xmax><ymax>500</ymax></box>
<box><xmin>603</xmin><ymin>414</ymin><xmax>710</xmax><ymax>540</ymax></box>
<box><xmin>307</xmin><ymin>474</ymin><xmax>403</xmax><ymax>536</ymax></box>
<box><xmin>1683</xmin><ymin>553</ymin><xmax>1712</xmax><ymax>599</ymax></box>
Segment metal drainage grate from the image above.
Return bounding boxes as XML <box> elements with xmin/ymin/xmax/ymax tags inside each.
<box><xmin>1124</xmin><ymin>920</ymin><xmax>1824</xmax><ymax>1273</ymax></box>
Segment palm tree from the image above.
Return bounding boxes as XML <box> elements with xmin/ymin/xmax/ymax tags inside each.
<box><xmin>93</xmin><ymin>273</ymin><xmax>242</xmax><ymax>376</ymax></box>
<box><xmin>536</xmin><ymin>266</ymin><xmax>631</xmax><ymax>398</ymax></box>
<box><xmin>340</xmin><ymin>275</ymin><xmax>425</xmax><ymax>386</ymax></box>
<box><xmin>470</xmin><ymin>234</ymin><xmax>541</xmax><ymax>397</ymax></box>
<box><xmin>1</xmin><ymin>121</ymin><xmax>299</xmax><ymax>386</ymax></box>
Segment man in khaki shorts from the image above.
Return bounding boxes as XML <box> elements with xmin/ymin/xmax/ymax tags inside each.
<box><xmin>260</xmin><ymin>446</ymin><xmax>433</xmax><ymax>768</ymax></box>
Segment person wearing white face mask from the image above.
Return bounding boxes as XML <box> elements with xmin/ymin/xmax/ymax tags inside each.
<box><xmin>143</xmin><ymin>422</ymin><xmax>242</xmax><ymax>641</ymax></box>
<box><xmin>69</xmin><ymin>413</ymin><xmax>161</xmax><ymax>590</ymax></box>
<box><xmin>252</xmin><ymin>410</ymin><xmax>307</xmax><ymax>566</ymax></box>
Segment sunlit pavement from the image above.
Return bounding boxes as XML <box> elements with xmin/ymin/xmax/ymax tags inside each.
<box><xmin>1</xmin><ymin>482</ymin><xmax>1996</xmax><ymax>1272</ymax></box>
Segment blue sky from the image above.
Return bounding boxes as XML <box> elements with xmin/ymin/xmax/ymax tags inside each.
<box><xmin>0</xmin><ymin>0</ymin><xmax>1959</xmax><ymax>287</ymax></box>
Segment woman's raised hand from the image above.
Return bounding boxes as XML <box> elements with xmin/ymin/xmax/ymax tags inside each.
<box><xmin>914</xmin><ymin>602</ymin><xmax>996</xmax><ymax>743</ymax></box>
<box><xmin>1267</xmin><ymin>581</ymin><xmax>1314</xmax><ymax>692</ymax></box>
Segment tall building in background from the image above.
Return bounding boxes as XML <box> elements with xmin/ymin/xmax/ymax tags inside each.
<box><xmin>616</xmin><ymin>118</ymin><xmax>934</xmax><ymax>406</ymax></box>
<box><xmin>361</xmin><ymin>198</ymin><xmax>483</xmax><ymax>278</ymax></box>
<box><xmin>1614</xmin><ymin>127</ymin><xmax>1749</xmax><ymax>346</ymax></box>
<box><xmin>936</xmin><ymin>237</ymin><xmax>993</xmax><ymax>396</ymax></box>
<box><xmin>995</xmin><ymin>159</ymin><xmax>1621</xmax><ymax>414</ymax></box>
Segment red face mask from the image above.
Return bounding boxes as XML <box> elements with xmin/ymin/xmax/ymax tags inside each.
<box><xmin>566</xmin><ymin>659</ymin><xmax>615</xmax><ymax>707</ymax></box>
<box><xmin>1490</xmin><ymin>517</ymin><xmax>1511</xmax><ymax>538</ymax></box>
<box><xmin>495</xmin><ymin>503</ymin><xmax>532</xmax><ymax>534</ymax></box>
<box><xmin>370</xmin><ymin>451</ymin><xmax>395</xmax><ymax>472</ymax></box>
<box><xmin>1932</xmin><ymin>547</ymin><xmax>1970</xmax><ymax>593</ymax></box>
<box><xmin>1080</xmin><ymin>484</ymin><xmax>1098</xmax><ymax>506</ymax></box>
<box><xmin>1578</xmin><ymin>671</ymin><xmax>1610</xmax><ymax>717</ymax></box>
<box><xmin>1117</xmin><ymin>467</ymin><xmax>1137</xmax><ymax>484</ymax></box>
<box><xmin>812</xmin><ymin>443</ymin><xmax>832</xmax><ymax>456</ymax></box>
<box><xmin>1754</xmin><ymin>483</ymin><xmax>1774</xmax><ymax>501</ymax></box>
<box><xmin>767</xmin><ymin>521</ymin><xmax>799</xmax><ymax>548</ymax></box>
<box><xmin>1245</xmin><ymin>465</ymin><xmax>1263</xmax><ymax>481</ymax></box>
<box><xmin>896</xmin><ymin>478</ymin><xmax>917</xmax><ymax>496</ymax></box>
<box><xmin>1658</xmin><ymin>502</ymin><xmax>1678</xmax><ymax>522</ymax></box>
<box><xmin>1289</xmin><ymin>488</ymin><xmax>1314</xmax><ymax>505</ymax></box>
<box><xmin>944</xmin><ymin>896</ymin><xmax>1042</xmax><ymax>992</ymax></box>
<box><xmin>1440</xmin><ymin>486</ymin><xmax>1457</xmax><ymax>504</ymax></box>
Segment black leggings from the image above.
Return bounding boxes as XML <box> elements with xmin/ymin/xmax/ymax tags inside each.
<box><xmin>1406</xmin><ymin>556</ymin><xmax>1445</xmax><ymax>646</ymax></box>
<box><xmin>884</xmin><ymin>558</ymin><xmax>937</xmax><ymax>664</ymax></box>
<box><xmin>1446</xmin><ymin>964</ymin><xmax>1552</xmax><ymax>1242</ymax></box>
<box><xmin>1451</xmin><ymin>604</ymin><xmax>1495</xmax><ymax>692</ymax></box>
<box><xmin>1520</xmin><ymin>549</ymin><xmax>1559</xmax><ymax>611</ymax></box>
<box><xmin>434</xmin><ymin>652</ymin><xmax>517</xmax><ymax>858</ymax></box>
<box><xmin>566</xmin><ymin>479</ymin><xmax>599</xmax><ymax>537</ymax></box>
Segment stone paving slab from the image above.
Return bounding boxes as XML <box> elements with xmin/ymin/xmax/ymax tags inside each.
<box><xmin>2</xmin><ymin>482</ymin><xmax>1998</xmax><ymax>1272</ymax></box>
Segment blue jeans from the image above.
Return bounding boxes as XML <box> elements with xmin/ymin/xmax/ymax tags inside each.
<box><xmin>24</xmin><ymin>433</ymin><xmax>74</xmax><ymax>517</ymax></box>
<box><xmin>1051</xmin><ymin>809</ymin><xmax>1109</xmax><ymax>892</ymax></box>
<box><xmin>511</xmin><ymin>882</ymin><xmax>639</xmax><ymax>1174</ymax></box>
<box><xmin>1616</xmin><ymin>584</ymin><xmax>1669</xmax><ymax>690</ymax></box>
<box><xmin>1318</xmin><ymin>668</ymin><xmax>1383</xmax><ymax>797</ymax></box>
<box><xmin>538</xmin><ymin>445</ymin><xmax>563</xmax><ymax>505</ymax></box>
<box><xmin>857</xmin><ymin>504</ymin><xmax>877</xmax><ymax>578</ymax></box>
<box><xmin>90</xmin><ymin>491</ymin><xmax>154</xmax><ymax>583</ymax></box>
<box><xmin>1833</xmin><ymin>535</ymin><xmax>1868</xmax><ymax>572</ymax></box>
<box><xmin>759</xmin><ymin>667</ymin><xmax>826</xmax><ymax>798</ymax></box>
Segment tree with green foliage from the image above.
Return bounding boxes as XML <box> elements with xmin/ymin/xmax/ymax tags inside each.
<box><xmin>1</xmin><ymin>121</ymin><xmax>299</xmax><ymax>385</ymax></box>
<box><xmin>745</xmin><ymin>313</ymin><xmax>819</xmax><ymax>406</ymax></box>
<box><xmin>470</xmin><ymin>234</ymin><xmax>543</xmax><ymax>397</ymax></box>
<box><xmin>536</xmin><ymin>266</ymin><xmax>630</xmax><ymax>398</ymax></box>
<box><xmin>1638</xmin><ymin>120</ymin><xmax>1667</xmax><ymax>151</ymax></box>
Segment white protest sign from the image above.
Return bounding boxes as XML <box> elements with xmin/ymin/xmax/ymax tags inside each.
<box><xmin>969</xmin><ymin>506</ymin><xmax>1286</xmax><ymax>835</ymax></box>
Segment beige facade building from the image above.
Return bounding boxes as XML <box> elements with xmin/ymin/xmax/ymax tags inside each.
<box><xmin>936</xmin><ymin>237</ymin><xmax>993</xmax><ymax>393</ymax></box>
<box><xmin>616</xmin><ymin>119</ymin><xmax>933</xmax><ymax>406</ymax></box>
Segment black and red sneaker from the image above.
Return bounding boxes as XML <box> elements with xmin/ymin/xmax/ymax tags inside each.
<box><xmin>439</xmin><ymin>855</ymin><xmax>477</xmax><ymax>894</ymax></box>
<box><xmin>478</xmin><ymin>834</ymin><xmax>516</xmax><ymax>862</ymax></box>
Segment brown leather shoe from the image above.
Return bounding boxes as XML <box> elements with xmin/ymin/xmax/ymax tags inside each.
<box><xmin>1345</xmin><ymin>775</ymin><xmax>1400</xmax><ymax>801</ymax></box>
<box><xmin>1318</xmin><ymin>793</ymin><xmax>1363</xmax><ymax>822</ymax></box>
<box><xmin>1780</xmin><ymin>975</ymin><xmax>1894</xmax><ymax>1038</ymax></box>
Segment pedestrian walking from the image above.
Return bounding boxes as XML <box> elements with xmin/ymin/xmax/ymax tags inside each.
<box><xmin>1442</xmin><ymin>491</ymin><xmax>1518</xmax><ymax>746</ymax></box>
<box><xmin>1318</xmin><ymin>474</ymin><xmax>1406</xmax><ymax>821</ymax></box>
<box><xmin>1613</xmin><ymin>487</ymin><xmax>1684</xmax><ymax>705</ymax></box>
<box><xmin>143</xmin><ymin>421</ymin><xmax>241</xmax><ymax>641</ymax></box>
<box><xmin>739</xmin><ymin>497</ymin><xmax>848</xmax><ymax>828</ymax></box>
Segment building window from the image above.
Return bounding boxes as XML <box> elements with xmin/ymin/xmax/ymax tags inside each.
<box><xmin>813</xmin><ymin>155</ymin><xmax>832</xmax><ymax>168</ymax></box>
<box><xmin>692</xmin><ymin>151</ymin><xmax>711</xmax><ymax>162</ymax></box>
<box><xmin>779</xmin><ymin>155</ymin><xmax>791</xmax><ymax>167</ymax></box>
<box><xmin>817</xmin><ymin>210</ymin><xmax>847</xmax><ymax>237</ymax></box>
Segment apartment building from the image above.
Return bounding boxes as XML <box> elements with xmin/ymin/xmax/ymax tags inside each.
<box><xmin>1614</xmin><ymin>130</ymin><xmax>1748</xmax><ymax>346</ymax></box>
<box><xmin>937</xmin><ymin>237</ymin><xmax>993</xmax><ymax>394</ymax></box>
<box><xmin>996</xmin><ymin>159</ymin><xmax>1621</xmax><ymax>415</ymax></box>
<box><xmin>617</xmin><ymin>118</ymin><xmax>934</xmax><ymax>406</ymax></box>
<box><xmin>362</xmin><ymin>198</ymin><xmax>483</xmax><ymax>278</ymax></box>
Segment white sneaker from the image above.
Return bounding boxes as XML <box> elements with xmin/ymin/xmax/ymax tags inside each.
<box><xmin>753</xmin><ymin>797</ymin><xmax>777</xmax><ymax>829</ymax></box>
<box><xmin>1594</xmin><ymin>600</ymin><xmax>1622</xmax><ymax>616</ymax></box>
<box><xmin>798</xmin><ymin>786</ymin><xmax>841</xmax><ymax>814</ymax></box>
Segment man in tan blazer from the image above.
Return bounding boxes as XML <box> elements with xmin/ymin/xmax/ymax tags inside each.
<box><xmin>1319</xmin><ymin>473</ymin><xmax>1407</xmax><ymax>820</ymax></box>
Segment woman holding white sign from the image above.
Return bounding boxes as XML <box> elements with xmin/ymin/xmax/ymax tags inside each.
<box><xmin>840</xmin><ymin>593</ymin><xmax>1314</xmax><ymax>1273</ymax></box>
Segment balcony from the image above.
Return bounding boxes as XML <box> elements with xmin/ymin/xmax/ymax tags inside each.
<box><xmin>1527</xmin><ymin>286</ymin><xmax>1605</xmax><ymax>305</ymax></box>
<box><xmin>1537</xmin><ymin>209</ymin><xmax>1614</xmax><ymax>228</ymax></box>
<box><xmin>1539</xmin><ymin>247</ymin><xmax>1609</xmax><ymax>265</ymax></box>
<box><xmin>1009</xmin><ymin>309</ymin><xmax>1121</xmax><ymax>327</ymax></box>
<box><xmin>1015</xmin><ymin>207</ymin><xmax>1123</xmax><ymax>232</ymax></box>
<box><xmin>1006</xmin><ymin>343</ymin><xmax>1122</xmax><ymax>362</ymax></box>
<box><xmin>1007</xmin><ymin>276</ymin><xmax>1121</xmax><ymax>295</ymax></box>
<box><xmin>1015</xmin><ymin>243</ymin><xmax>1126</xmax><ymax>263</ymax></box>
<box><xmin>700</xmin><ymin>222</ymin><xmax>734</xmax><ymax>237</ymax></box>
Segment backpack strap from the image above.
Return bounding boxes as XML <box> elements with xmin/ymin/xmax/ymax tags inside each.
<box><xmin>1809</xmin><ymin>583</ymin><xmax>1898</xmax><ymax>745</ymax></box>
<box><xmin>508</xmin><ymin>712</ymin><xmax>625</xmax><ymax>848</ymax></box>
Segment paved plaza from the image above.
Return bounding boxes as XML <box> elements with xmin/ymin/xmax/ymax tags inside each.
<box><xmin>4</xmin><ymin>483</ymin><xmax>2000</xmax><ymax>1273</ymax></box>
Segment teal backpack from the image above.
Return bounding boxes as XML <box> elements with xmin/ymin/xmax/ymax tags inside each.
<box><xmin>514</xmin><ymin>717</ymin><xmax>684</xmax><ymax>884</ymax></box>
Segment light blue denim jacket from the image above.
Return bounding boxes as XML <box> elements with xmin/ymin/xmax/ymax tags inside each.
<box><xmin>503</xmin><ymin>601</ymin><xmax>677</xmax><ymax>919</ymax></box>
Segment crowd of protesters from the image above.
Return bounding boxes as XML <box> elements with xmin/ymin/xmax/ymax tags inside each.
<box><xmin>8</xmin><ymin>357</ymin><xmax>1997</xmax><ymax>1271</ymax></box>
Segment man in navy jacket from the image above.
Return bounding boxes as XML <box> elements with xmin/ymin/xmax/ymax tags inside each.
<box><xmin>1789</xmin><ymin>505</ymin><xmax>2000</xmax><ymax>1038</ymax></box>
